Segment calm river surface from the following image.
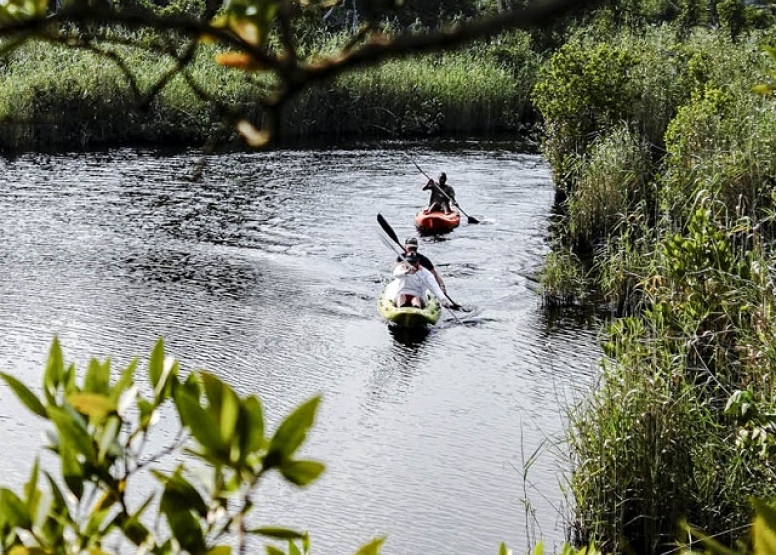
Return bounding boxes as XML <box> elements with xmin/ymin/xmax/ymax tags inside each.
<box><xmin>0</xmin><ymin>141</ymin><xmax>601</xmax><ymax>555</ymax></box>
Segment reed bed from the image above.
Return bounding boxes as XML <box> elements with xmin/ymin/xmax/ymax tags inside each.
<box><xmin>281</xmin><ymin>43</ymin><xmax>536</xmax><ymax>140</ymax></box>
<box><xmin>537</xmin><ymin>21</ymin><xmax>776</xmax><ymax>555</ymax></box>
<box><xmin>0</xmin><ymin>38</ymin><xmax>271</xmax><ymax>149</ymax></box>
<box><xmin>0</xmin><ymin>29</ymin><xmax>538</xmax><ymax>150</ymax></box>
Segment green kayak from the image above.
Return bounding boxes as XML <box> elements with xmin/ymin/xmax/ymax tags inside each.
<box><xmin>377</xmin><ymin>288</ymin><xmax>441</xmax><ymax>328</ymax></box>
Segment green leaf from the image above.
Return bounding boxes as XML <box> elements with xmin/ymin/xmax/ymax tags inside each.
<box><xmin>43</xmin><ymin>472</ymin><xmax>71</xmax><ymax>520</ymax></box>
<box><xmin>110</xmin><ymin>358</ymin><xmax>138</xmax><ymax>405</ymax></box>
<box><xmin>0</xmin><ymin>373</ymin><xmax>47</xmax><ymax>418</ymax></box>
<box><xmin>223</xmin><ymin>0</ymin><xmax>278</xmax><ymax>47</ymax></box>
<box><xmin>174</xmin><ymin>388</ymin><xmax>225</xmax><ymax>456</ymax></box>
<box><xmin>63</xmin><ymin>362</ymin><xmax>77</xmax><ymax>395</ymax></box>
<box><xmin>154</xmin><ymin>470</ymin><xmax>208</xmax><ymax>517</ymax></box>
<box><xmin>48</xmin><ymin>406</ymin><xmax>96</xmax><ymax>463</ymax></box>
<box><xmin>138</xmin><ymin>398</ymin><xmax>157</xmax><ymax>430</ymax></box>
<box><xmin>154</xmin><ymin>356</ymin><xmax>178</xmax><ymax>402</ymax></box>
<box><xmin>267</xmin><ymin>396</ymin><xmax>321</xmax><ymax>463</ymax></box>
<box><xmin>160</xmin><ymin>477</ymin><xmax>206</xmax><ymax>555</ymax></box>
<box><xmin>200</xmin><ymin>374</ymin><xmax>240</xmax><ymax>448</ymax></box>
<box><xmin>249</xmin><ymin>527</ymin><xmax>305</xmax><ymax>540</ymax></box>
<box><xmin>266</xmin><ymin>547</ymin><xmax>286</xmax><ymax>555</ymax></box>
<box><xmin>113</xmin><ymin>501</ymin><xmax>152</xmax><ymax>546</ymax></box>
<box><xmin>0</xmin><ymin>488</ymin><xmax>32</xmax><ymax>530</ymax></box>
<box><xmin>116</xmin><ymin>384</ymin><xmax>138</xmax><ymax>418</ymax></box>
<box><xmin>66</xmin><ymin>392</ymin><xmax>116</xmax><ymax>420</ymax></box>
<box><xmin>97</xmin><ymin>416</ymin><xmax>121</xmax><ymax>463</ymax></box>
<box><xmin>148</xmin><ymin>338</ymin><xmax>165</xmax><ymax>389</ymax></box>
<box><xmin>202</xmin><ymin>372</ymin><xmax>224</xmax><ymax>415</ymax></box>
<box><xmin>60</xmin><ymin>444</ymin><xmax>84</xmax><ymax>500</ymax></box>
<box><xmin>753</xmin><ymin>84</ymin><xmax>773</xmax><ymax>95</ymax></box>
<box><xmin>500</xmin><ymin>543</ymin><xmax>512</xmax><ymax>555</ymax></box>
<box><xmin>279</xmin><ymin>460</ymin><xmax>325</xmax><ymax>487</ymax></box>
<box><xmin>43</xmin><ymin>337</ymin><xmax>64</xmax><ymax>404</ymax></box>
<box><xmin>23</xmin><ymin>458</ymin><xmax>39</xmax><ymax>512</ymax></box>
<box><xmin>84</xmin><ymin>506</ymin><xmax>113</xmax><ymax>537</ymax></box>
<box><xmin>241</xmin><ymin>395</ymin><xmax>265</xmax><ymax>456</ymax></box>
<box><xmin>8</xmin><ymin>546</ymin><xmax>50</xmax><ymax>555</ymax></box>
<box><xmin>182</xmin><ymin>373</ymin><xmax>202</xmax><ymax>398</ymax></box>
<box><xmin>753</xmin><ymin>498</ymin><xmax>776</xmax><ymax>555</ymax></box>
<box><xmin>206</xmin><ymin>547</ymin><xmax>232</xmax><ymax>555</ymax></box>
<box><xmin>84</xmin><ymin>358</ymin><xmax>110</xmax><ymax>395</ymax></box>
<box><xmin>353</xmin><ymin>537</ymin><xmax>385</xmax><ymax>555</ymax></box>
<box><xmin>763</xmin><ymin>44</ymin><xmax>776</xmax><ymax>59</ymax></box>
<box><xmin>289</xmin><ymin>540</ymin><xmax>301</xmax><ymax>555</ymax></box>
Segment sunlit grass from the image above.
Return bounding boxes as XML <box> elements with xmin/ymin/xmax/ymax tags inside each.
<box><xmin>0</xmin><ymin>30</ymin><xmax>538</xmax><ymax>149</ymax></box>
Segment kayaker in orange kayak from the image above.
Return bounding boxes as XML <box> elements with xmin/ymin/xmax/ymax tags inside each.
<box><xmin>423</xmin><ymin>172</ymin><xmax>456</xmax><ymax>215</ymax></box>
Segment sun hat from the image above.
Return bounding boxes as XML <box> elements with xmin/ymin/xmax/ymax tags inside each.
<box><xmin>405</xmin><ymin>237</ymin><xmax>419</xmax><ymax>248</ymax></box>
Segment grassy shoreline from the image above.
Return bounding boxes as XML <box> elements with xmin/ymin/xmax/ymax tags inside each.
<box><xmin>535</xmin><ymin>20</ymin><xmax>776</xmax><ymax>555</ymax></box>
<box><xmin>0</xmin><ymin>34</ymin><xmax>541</xmax><ymax>152</ymax></box>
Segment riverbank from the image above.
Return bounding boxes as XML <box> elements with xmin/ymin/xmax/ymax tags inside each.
<box><xmin>0</xmin><ymin>31</ymin><xmax>542</xmax><ymax>152</ymax></box>
<box><xmin>534</xmin><ymin>19</ymin><xmax>776</xmax><ymax>555</ymax></box>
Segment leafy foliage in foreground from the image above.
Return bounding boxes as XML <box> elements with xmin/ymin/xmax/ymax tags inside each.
<box><xmin>0</xmin><ymin>337</ymin><xmax>383</xmax><ymax>555</ymax></box>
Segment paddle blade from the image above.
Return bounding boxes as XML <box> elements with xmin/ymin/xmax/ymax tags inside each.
<box><xmin>467</xmin><ymin>215</ymin><xmax>480</xmax><ymax>224</ymax></box>
<box><xmin>377</xmin><ymin>213</ymin><xmax>403</xmax><ymax>247</ymax></box>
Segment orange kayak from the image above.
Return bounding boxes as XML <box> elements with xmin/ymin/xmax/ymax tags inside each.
<box><xmin>415</xmin><ymin>208</ymin><xmax>461</xmax><ymax>234</ymax></box>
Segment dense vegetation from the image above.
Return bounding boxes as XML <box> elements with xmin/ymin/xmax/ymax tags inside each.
<box><xmin>0</xmin><ymin>338</ymin><xmax>387</xmax><ymax>555</ymax></box>
<box><xmin>533</xmin><ymin>7</ymin><xmax>776</xmax><ymax>555</ymax></box>
<box><xmin>0</xmin><ymin>0</ymin><xmax>543</xmax><ymax>150</ymax></box>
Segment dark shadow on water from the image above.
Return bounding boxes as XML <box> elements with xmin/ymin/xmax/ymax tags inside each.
<box><xmin>416</xmin><ymin>226</ymin><xmax>458</xmax><ymax>238</ymax></box>
<box><xmin>388</xmin><ymin>324</ymin><xmax>431</xmax><ymax>347</ymax></box>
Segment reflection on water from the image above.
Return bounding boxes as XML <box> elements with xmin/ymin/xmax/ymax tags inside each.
<box><xmin>0</xmin><ymin>142</ymin><xmax>602</xmax><ymax>555</ymax></box>
<box><xmin>389</xmin><ymin>324</ymin><xmax>432</xmax><ymax>347</ymax></box>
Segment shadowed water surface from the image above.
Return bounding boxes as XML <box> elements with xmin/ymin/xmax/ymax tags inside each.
<box><xmin>0</xmin><ymin>142</ymin><xmax>601</xmax><ymax>555</ymax></box>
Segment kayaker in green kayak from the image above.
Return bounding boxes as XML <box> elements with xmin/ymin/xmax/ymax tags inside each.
<box><xmin>386</xmin><ymin>252</ymin><xmax>451</xmax><ymax>309</ymax></box>
<box><xmin>395</xmin><ymin>237</ymin><xmax>449</xmax><ymax>296</ymax></box>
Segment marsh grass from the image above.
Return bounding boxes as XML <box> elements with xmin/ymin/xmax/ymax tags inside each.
<box><xmin>0</xmin><ymin>29</ymin><xmax>538</xmax><ymax>150</ymax></box>
<box><xmin>568</xmin><ymin>125</ymin><xmax>653</xmax><ymax>246</ymax></box>
<box><xmin>536</xmin><ymin>21</ymin><xmax>776</xmax><ymax>555</ymax></box>
<box><xmin>281</xmin><ymin>42</ymin><xmax>535</xmax><ymax>140</ymax></box>
<box><xmin>540</xmin><ymin>247</ymin><xmax>589</xmax><ymax>307</ymax></box>
<box><xmin>0</xmin><ymin>37</ymin><xmax>271</xmax><ymax>149</ymax></box>
<box><xmin>567</xmin><ymin>198</ymin><xmax>776</xmax><ymax>554</ymax></box>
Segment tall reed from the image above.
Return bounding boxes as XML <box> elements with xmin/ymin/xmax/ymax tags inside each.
<box><xmin>0</xmin><ymin>29</ymin><xmax>539</xmax><ymax>150</ymax></box>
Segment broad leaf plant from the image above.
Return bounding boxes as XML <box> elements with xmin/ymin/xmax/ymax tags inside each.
<box><xmin>0</xmin><ymin>338</ymin><xmax>384</xmax><ymax>555</ymax></box>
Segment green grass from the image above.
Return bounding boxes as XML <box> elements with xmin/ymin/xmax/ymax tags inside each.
<box><xmin>0</xmin><ymin>29</ymin><xmax>540</xmax><ymax>150</ymax></box>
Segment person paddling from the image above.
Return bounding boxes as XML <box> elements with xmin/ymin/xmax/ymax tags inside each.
<box><xmin>387</xmin><ymin>252</ymin><xmax>451</xmax><ymax>309</ymax></box>
<box><xmin>423</xmin><ymin>172</ymin><xmax>456</xmax><ymax>215</ymax></box>
<box><xmin>394</xmin><ymin>236</ymin><xmax>460</xmax><ymax>309</ymax></box>
<box><xmin>395</xmin><ymin>237</ymin><xmax>446</xmax><ymax>292</ymax></box>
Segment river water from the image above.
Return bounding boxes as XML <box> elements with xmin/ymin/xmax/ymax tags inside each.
<box><xmin>0</xmin><ymin>141</ymin><xmax>601</xmax><ymax>555</ymax></box>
